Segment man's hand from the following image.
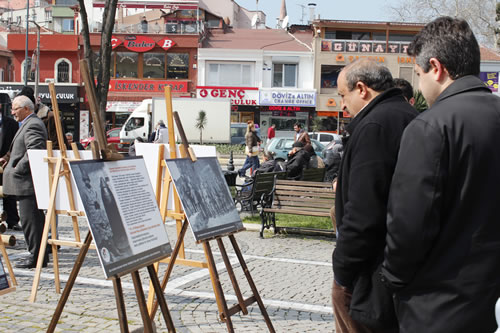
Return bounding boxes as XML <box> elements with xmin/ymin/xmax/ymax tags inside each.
<box><xmin>0</xmin><ymin>157</ymin><xmax>7</xmax><ymax>169</ymax></box>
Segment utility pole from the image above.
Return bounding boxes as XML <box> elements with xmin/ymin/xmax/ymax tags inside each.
<box><xmin>29</xmin><ymin>21</ymin><xmax>41</xmax><ymax>101</ymax></box>
<box><xmin>24</xmin><ymin>1</ymin><xmax>30</xmax><ymax>86</ymax></box>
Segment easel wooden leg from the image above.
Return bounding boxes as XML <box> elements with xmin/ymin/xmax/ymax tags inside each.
<box><xmin>50</xmin><ymin>211</ymin><xmax>61</xmax><ymax>294</ymax></box>
<box><xmin>113</xmin><ymin>276</ymin><xmax>129</xmax><ymax>333</ymax></box>
<box><xmin>31</xmin><ymin>156</ymin><xmax>63</xmax><ymax>303</ymax></box>
<box><xmin>149</xmin><ymin>219</ymin><xmax>188</xmax><ymax>319</ymax></box>
<box><xmin>131</xmin><ymin>271</ymin><xmax>154</xmax><ymax>333</ymax></box>
<box><xmin>147</xmin><ymin>265</ymin><xmax>176</xmax><ymax>332</ymax></box>
<box><xmin>0</xmin><ymin>236</ymin><xmax>16</xmax><ymax>286</ymax></box>
<box><xmin>229</xmin><ymin>235</ymin><xmax>275</xmax><ymax>333</ymax></box>
<box><xmin>47</xmin><ymin>232</ymin><xmax>92</xmax><ymax>333</ymax></box>
<box><xmin>203</xmin><ymin>241</ymin><xmax>234</xmax><ymax>332</ymax></box>
<box><xmin>216</xmin><ymin>238</ymin><xmax>248</xmax><ymax>315</ymax></box>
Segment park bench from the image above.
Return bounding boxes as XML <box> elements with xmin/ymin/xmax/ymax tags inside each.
<box><xmin>301</xmin><ymin>167</ymin><xmax>326</xmax><ymax>182</ymax></box>
<box><xmin>260</xmin><ymin>179</ymin><xmax>336</xmax><ymax>238</ymax></box>
<box><xmin>233</xmin><ymin>171</ymin><xmax>286</xmax><ymax>215</ymax></box>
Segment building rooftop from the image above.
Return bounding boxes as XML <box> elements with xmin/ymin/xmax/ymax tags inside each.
<box><xmin>480</xmin><ymin>46</ymin><xmax>500</xmax><ymax>61</ymax></box>
<box><xmin>203</xmin><ymin>28</ymin><xmax>312</xmax><ymax>52</ymax></box>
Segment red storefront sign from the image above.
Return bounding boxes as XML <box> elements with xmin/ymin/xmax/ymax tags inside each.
<box><xmin>109</xmin><ymin>79</ymin><xmax>188</xmax><ymax>93</ymax></box>
<box><xmin>122</xmin><ymin>35</ymin><xmax>156</xmax><ymax>52</ymax></box>
<box><xmin>93</xmin><ymin>2</ymin><xmax>197</xmax><ymax>10</ymax></box>
<box><xmin>157</xmin><ymin>37</ymin><xmax>176</xmax><ymax>51</ymax></box>
<box><xmin>197</xmin><ymin>86</ymin><xmax>259</xmax><ymax>105</ymax></box>
<box><xmin>111</xmin><ymin>36</ymin><xmax>122</xmax><ymax>49</ymax></box>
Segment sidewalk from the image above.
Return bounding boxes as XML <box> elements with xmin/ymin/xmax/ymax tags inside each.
<box><xmin>0</xmin><ymin>216</ymin><xmax>336</xmax><ymax>332</ymax></box>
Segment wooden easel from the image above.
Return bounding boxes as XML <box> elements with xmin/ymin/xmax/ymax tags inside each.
<box><xmin>29</xmin><ymin>82</ymin><xmax>88</xmax><ymax>302</ymax></box>
<box><xmin>146</xmin><ymin>89</ymin><xmax>275</xmax><ymax>332</ymax></box>
<box><xmin>46</xmin><ymin>59</ymin><xmax>176</xmax><ymax>333</ymax></box>
<box><xmin>0</xmin><ymin>229</ymin><xmax>16</xmax><ymax>295</ymax></box>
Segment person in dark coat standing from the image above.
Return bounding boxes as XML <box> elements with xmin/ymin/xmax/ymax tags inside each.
<box><xmin>0</xmin><ymin>95</ymin><xmax>48</xmax><ymax>268</ymax></box>
<box><xmin>380</xmin><ymin>17</ymin><xmax>500</xmax><ymax>333</ymax></box>
<box><xmin>332</xmin><ymin>59</ymin><xmax>417</xmax><ymax>333</ymax></box>
<box><xmin>0</xmin><ymin>107</ymin><xmax>20</xmax><ymax>230</ymax></box>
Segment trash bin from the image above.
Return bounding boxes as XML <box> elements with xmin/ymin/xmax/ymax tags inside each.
<box><xmin>223</xmin><ymin>170</ymin><xmax>238</xmax><ymax>187</ymax></box>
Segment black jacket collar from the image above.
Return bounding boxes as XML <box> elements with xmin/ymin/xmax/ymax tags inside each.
<box><xmin>345</xmin><ymin>87</ymin><xmax>404</xmax><ymax>135</ymax></box>
<box><xmin>434</xmin><ymin>75</ymin><xmax>491</xmax><ymax>105</ymax></box>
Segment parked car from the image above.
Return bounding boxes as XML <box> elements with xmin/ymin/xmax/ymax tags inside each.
<box><xmin>230</xmin><ymin>123</ymin><xmax>262</xmax><ymax>145</ymax></box>
<box><xmin>265</xmin><ymin>137</ymin><xmax>325</xmax><ymax>162</ymax></box>
<box><xmin>81</xmin><ymin>127</ymin><xmax>127</xmax><ymax>152</ymax></box>
<box><xmin>308</xmin><ymin>132</ymin><xmax>341</xmax><ymax>145</ymax></box>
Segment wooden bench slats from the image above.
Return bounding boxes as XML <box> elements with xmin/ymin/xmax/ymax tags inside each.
<box><xmin>263</xmin><ymin>208</ymin><xmax>331</xmax><ymax>217</ymax></box>
<box><xmin>274</xmin><ymin>195</ymin><xmax>334</xmax><ymax>205</ymax></box>
<box><xmin>275</xmin><ymin>190</ymin><xmax>335</xmax><ymax>199</ymax></box>
<box><xmin>275</xmin><ymin>186</ymin><xmax>334</xmax><ymax>194</ymax></box>
<box><xmin>276</xmin><ymin>179</ymin><xmax>331</xmax><ymax>187</ymax></box>
<box><xmin>273</xmin><ymin>199</ymin><xmax>334</xmax><ymax>210</ymax></box>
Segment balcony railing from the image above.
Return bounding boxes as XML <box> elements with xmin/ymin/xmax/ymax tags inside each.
<box><xmin>91</xmin><ymin>21</ymin><xmax>201</xmax><ymax>35</ymax></box>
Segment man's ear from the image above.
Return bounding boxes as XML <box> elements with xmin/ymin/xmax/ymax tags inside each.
<box><xmin>356</xmin><ymin>81</ymin><xmax>369</xmax><ymax>99</ymax></box>
<box><xmin>429</xmin><ymin>58</ymin><xmax>448</xmax><ymax>82</ymax></box>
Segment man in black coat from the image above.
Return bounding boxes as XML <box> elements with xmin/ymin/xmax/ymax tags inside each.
<box><xmin>380</xmin><ymin>17</ymin><xmax>500</xmax><ymax>333</ymax></box>
<box><xmin>285</xmin><ymin>141</ymin><xmax>310</xmax><ymax>180</ymax></box>
<box><xmin>0</xmin><ymin>106</ymin><xmax>19</xmax><ymax>230</ymax></box>
<box><xmin>332</xmin><ymin>59</ymin><xmax>417</xmax><ymax>333</ymax></box>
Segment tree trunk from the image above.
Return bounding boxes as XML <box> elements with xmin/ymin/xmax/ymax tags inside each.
<box><xmin>78</xmin><ymin>0</ymin><xmax>118</xmax><ymax>134</ymax></box>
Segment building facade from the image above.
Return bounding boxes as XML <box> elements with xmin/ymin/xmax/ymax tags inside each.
<box><xmin>197</xmin><ymin>27</ymin><xmax>315</xmax><ymax>139</ymax></box>
<box><xmin>313</xmin><ymin>20</ymin><xmax>424</xmax><ymax>133</ymax></box>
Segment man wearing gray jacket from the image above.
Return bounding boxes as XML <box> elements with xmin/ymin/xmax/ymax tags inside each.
<box><xmin>0</xmin><ymin>95</ymin><xmax>48</xmax><ymax>268</ymax></box>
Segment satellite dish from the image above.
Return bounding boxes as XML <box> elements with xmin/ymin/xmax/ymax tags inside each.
<box><xmin>281</xmin><ymin>15</ymin><xmax>289</xmax><ymax>29</ymax></box>
<box><xmin>251</xmin><ymin>14</ymin><xmax>259</xmax><ymax>27</ymax></box>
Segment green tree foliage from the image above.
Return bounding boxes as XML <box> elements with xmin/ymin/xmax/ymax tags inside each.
<box><xmin>413</xmin><ymin>90</ymin><xmax>428</xmax><ymax>113</ymax></box>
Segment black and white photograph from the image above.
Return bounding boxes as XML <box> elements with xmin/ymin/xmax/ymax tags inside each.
<box><xmin>165</xmin><ymin>157</ymin><xmax>244</xmax><ymax>242</ymax></box>
<box><xmin>0</xmin><ymin>258</ymin><xmax>9</xmax><ymax>291</ymax></box>
<box><xmin>70</xmin><ymin>157</ymin><xmax>172</xmax><ymax>278</ymax></box>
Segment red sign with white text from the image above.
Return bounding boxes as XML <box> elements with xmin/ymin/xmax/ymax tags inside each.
<box><xmin>157</xmin><ymin>37</ymin><xmax>176</xmax><ymax>51</ymax></box>
<box><xmin>111</xmin><ymin>36</ymin><xmax>122</xmax><ymax>49</ymax></box>
<box><xmin>123</xmin><ymin>35</ymin><xmax>156</xmax><ymax>52</ymax></box>
<box><xmin>197</xmin><ymin>86</ymin><xmax>259</xmax><ymax>105</ymax></box>
<box><xmin>108</xmin><ymin>79</ymin><xmax>188</xmax><ymax>93</ymax></box>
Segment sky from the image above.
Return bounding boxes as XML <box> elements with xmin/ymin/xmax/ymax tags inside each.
<box><xmin>234</xmin><ymin>0</ymin><xmax>400</xmax><ymax>27</ymax></box>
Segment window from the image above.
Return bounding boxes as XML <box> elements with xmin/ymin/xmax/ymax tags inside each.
<box><xmin>116</xmin><ymin>52</ymin><xmax>138</xmax><ymax>78</ymax></box>
<box><xmin>167</xmin><ymin>53</ymin><xmax>189</xmax><ymax>79</ymax></box>
<box><xmin>125</xmin><ymin>117</ymin><xmax>145</xmax><ymax>131</ymax></box>
<box><xmin>143</xmin><ymin>53</ymin><xmax>165</xmax><ymax>79</ymax></box>
<box><xmin>45</xmin><ymin>10</ymin><xmax>52</xmax><ymax>21</ymax></box>
<box><xmin>207</xmin><ymin>62</ymin><xmax>253</xmax><ymax>86</ymax></box>
<box><xmin>62</xmin><ymin>19</ymin><xmax>74</xmax><ymax>32</ymax></box>
<box><xmin>55</xmin><ymin>58</ymin><xmax>72</xmax><ymax>83</ymax></box>
<box><xmin>321</xmin><ymin>65</ymin><xmax>343</xmax><ymax>88</ymax></box>
<box><xmin>273</xmin><ymin>63</ymin><xmax>297</xmax><ymax>87</ymax></box>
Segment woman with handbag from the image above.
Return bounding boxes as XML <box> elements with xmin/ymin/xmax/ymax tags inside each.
<box><xmin>238</xmin><ymin>121</ymin><xmax>261</xmax><ymax>178</ymax></box>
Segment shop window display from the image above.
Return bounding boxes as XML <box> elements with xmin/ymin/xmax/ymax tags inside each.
<box><xmin>116</xmin><ymin>52</ymin><xmax>138</xmax><ymax>78</ymax></box>
<box><xmin>167</xmin><ymin>53</ymin><xmax>189</xmax><ymax>79</ymax></box>
<box><xmin>143</xmin><ymin>53</ymin><xmax>165</xmax><ymax>79</ymax></box>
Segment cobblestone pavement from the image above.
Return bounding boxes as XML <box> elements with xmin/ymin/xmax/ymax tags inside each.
<box><xmin>0</xmin><ymin>216</ymin><xmax>336</xmax><ymax>332</ymax></box>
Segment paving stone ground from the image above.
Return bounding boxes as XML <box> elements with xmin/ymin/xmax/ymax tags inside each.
<box><xmin>0</xmin><ymin>213</ymin><xmax>336</xmax><ymax>332</ymax></box>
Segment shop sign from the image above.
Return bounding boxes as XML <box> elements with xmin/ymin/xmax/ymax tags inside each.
<box><xmin>108</xmin><ymin>79</ymin><xmax>188</xmax><ymax>93</ymax></box>
<box><xmin>260</xmin><ymin>106</ymin><xmax>308</xmax><ymax>112</ymax></box>
<box><xmin>123</xmin><ymin>35</ymin><xmax>156</xmax><ymax>52</ymax></box>
<box><xmin>259</xmin><ymin>89</ymin><xmax>316</xmax><ymax>107</ymax></box>
<box><xmin>197</xmin><ymin>86</ymin><xmax>259</xmax><ymax>105</ymax></box>
<box><xmin>111</xmin><ymin>36</ymin><xmax>122</xmax><ymax>49</ymax></box>
<box><xmin>157</xmin><ymin>37</ymin><xmax>176</xmax><ymax>51</ymax></box>
<box><xmin>480</xmin><ymin>72</ymin><xmax>499</xmax><ymax>92</ymax></box>
<box><xmin>0</xmin><ymin>84</ymin><xmax>79</xmax><ymax>103</ymax></box>
<box><xmin>106</xmin><ymin>101</ymin><xmax>143</xmax><ymax>112</ymax></box>
<box><xmin>322</xmin><ymin>40</ymin><xmax>409</xmax><ymax>54</ymax></box>
<box><xmin>93</xmin><ymin>1</ymin><xmax>198</xmax><ymax>10</ymax></box>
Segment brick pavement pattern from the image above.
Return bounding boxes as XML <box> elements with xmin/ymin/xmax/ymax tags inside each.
<box><xmin>0</xmin><ymin>216</ymin><xmax>335</xmax><ymax>332</ymax></box>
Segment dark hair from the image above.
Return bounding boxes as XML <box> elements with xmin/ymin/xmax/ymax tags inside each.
<box><xmin>264</xmin><ymin>151</ymin><xmax>275</xmax><ymax>160</ymax></box>
<box><xmin>294</xmin><ymin>122</ymin><xmax>302</xmax><ymax>128</ymax></box>
<box><xmin>17</xmin><ymin>86</ymin><xmax>36</xmax><ymax>107</ymax></box>
<box><xmin>343</xmin><ymin>59</ymin><xmax>394</xmax><ymax>92</ymax></box>
<box><xmin>407</xmin><ymin>16</ymin><xmax>480</xmax><ymax>79</ymax></box>
<box><xmin>393</xmin><ymin>78</ymin><xmax>414</xmax><ymax>101</ymax></box>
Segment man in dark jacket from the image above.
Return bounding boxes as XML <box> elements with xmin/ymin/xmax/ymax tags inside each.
<box><xmin>285</xmin><ymin>141</ymin><xmax>310</xmax><ymax>180</ymax></box>
<box><xmin>0</xmin><ymin>107</ymin><xmax>19</xmax><ymax>230</ymax></box>
<box><xmin>380</xmin><ymin>17</ymin><xmax>500</xmax><ymax>333</ymax></box>
<box><xmin>332</xmin><ymin>59</ymin><xmax>417</xmax><ymax>333</ymax></box>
